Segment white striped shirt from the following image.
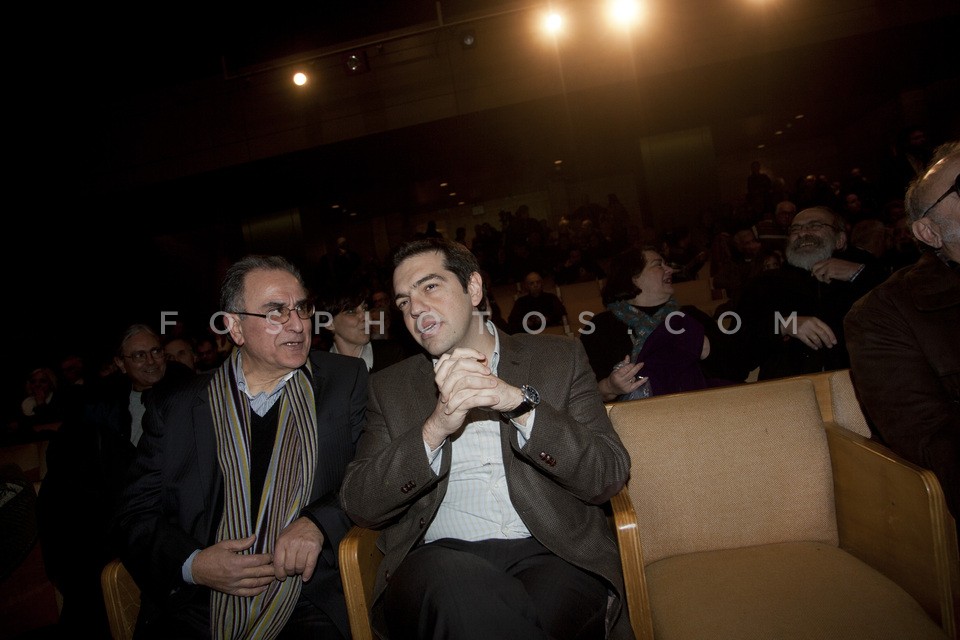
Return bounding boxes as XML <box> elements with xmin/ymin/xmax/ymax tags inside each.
<box><xmin>425</xmin><ymin>323</ymin><xmax>534</xmax><ymax>542</ymax></box>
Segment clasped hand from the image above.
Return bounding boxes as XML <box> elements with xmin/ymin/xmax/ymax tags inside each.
<box><xmin>423</xmin><ymin>348</ymin><xmax>520</xmax><ymax>449</ymax></box>
<box><xmin>192</xmin><ymin>517</ymin><xmax>324</xmax><ymax>596</ymax></box>
<box><xmin>811</xmin><ymin>258</ymin><xmax>861</xmax><ymax>283</ymax></box>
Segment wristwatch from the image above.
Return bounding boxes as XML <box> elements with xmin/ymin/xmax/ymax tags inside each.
<box><xmin>501</xmin><ymin>385</ymin><xmax>541</xmax><ymax>420</ymax></box>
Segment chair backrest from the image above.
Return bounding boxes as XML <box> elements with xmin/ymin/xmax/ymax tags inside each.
<box><xmin>608</xmin><ymin>378</ymin><xmax>839</xmax><ymax>565</ymax></box>
<box><xmin>556</xmin><ymin>280</ymin><xmax>604</xmax><ymax>336</ymax></box>
<box><xmin>101</xmin><ymin>558</ymin><xmax>140</xmax><ymax>640</ymax></box>
<box><xmin>671</xmin><ymin>276</ymin><xmax>715</xmax><ymax>315</ymax></box>
<box><xmin>829</xmin><ymin>369</ymin><xmax>872</xmax><ymax>437</ymax></box>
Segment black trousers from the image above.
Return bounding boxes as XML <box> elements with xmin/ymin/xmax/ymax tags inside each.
<box><xmin>383</xmin><ymin>537</ymin><xmax>608</xmax><ymax>640</ymax></box>
<box><xmin>134</xmin><ymin>588</ymin><xmax>344</xmax><ymax>640</ymax></box>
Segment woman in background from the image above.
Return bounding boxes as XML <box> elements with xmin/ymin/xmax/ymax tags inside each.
<box><xmin>580</xmin><ymin>247</ymin><xmax>717</xmax><ymax>402</ymax></box>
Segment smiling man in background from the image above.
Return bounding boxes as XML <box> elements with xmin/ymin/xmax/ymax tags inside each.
<box><xmin>733</xmin><ymin>206</ymin><xmax>887</xmax><ymax>380</ymax></box>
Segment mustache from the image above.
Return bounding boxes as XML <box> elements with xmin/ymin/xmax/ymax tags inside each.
<box><xmin>790</xmin><ymin>234</ymin><xmax>824</xmax><ymax>250</ymax></box>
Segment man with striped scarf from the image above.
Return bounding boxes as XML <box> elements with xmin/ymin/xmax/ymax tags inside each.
<box><xmin>116</xmin><ymin>255</ymin><xmax>367</xmax><ymax>639</ymax></box>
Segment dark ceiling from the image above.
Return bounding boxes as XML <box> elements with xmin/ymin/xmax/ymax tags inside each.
<box><xmin>58</xmin><ymin>9</ymin><xmax>958</xmax><ymax>235</ymax></box>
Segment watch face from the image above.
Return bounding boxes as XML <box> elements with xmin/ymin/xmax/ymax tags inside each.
<box><xmin>523</xmin><ymin>385</ymin><xmax>540</xmax><ymax>405</ymax></box>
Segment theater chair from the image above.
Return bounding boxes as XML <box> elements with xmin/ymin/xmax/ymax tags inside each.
<box><xmin>608</xmin><ymin>377</ymin><xmax>958</xmax><ymax>640</ymax></box>
<box><xmin>101</xmin><ymin>558</ymin><xmax>140</xmax><ymax>640</ymax></box>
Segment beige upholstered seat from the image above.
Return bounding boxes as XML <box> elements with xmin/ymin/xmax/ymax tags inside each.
<box><xmin>608</xmin><ymin>377</ymin><xmax>957</xmax><ymax>640</ymax></box>
<box><xmin>829</xmin><ymin>368</ymin><xmax>872</xmax><ymax>437</ymax></box>
<box><xmin>101</xmin><ymin>558</ymin><xmax>140</xmax><ymax>640</ymax></box>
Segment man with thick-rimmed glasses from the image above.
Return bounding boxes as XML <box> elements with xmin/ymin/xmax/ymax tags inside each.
<box><xmin>115</xmin><ymin>255</ymin><xmax>367</xmax><ymax>639</ymax></box>
<box><xmin>846</xmin><ymin>140</ymin><xmax>960</xmax><ymax>521</ymax></box>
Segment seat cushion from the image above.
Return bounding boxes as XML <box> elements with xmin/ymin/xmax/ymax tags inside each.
<box><xmin>646</xmin><ymin>541</ymin><xmax>947</xmax><ymax>640</ymax></box>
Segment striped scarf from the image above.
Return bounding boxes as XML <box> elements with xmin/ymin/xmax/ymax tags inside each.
<box><xmin>208</xmin><ymin>350</ymin><xmax>318</xmax><ymax>639</ymax></box>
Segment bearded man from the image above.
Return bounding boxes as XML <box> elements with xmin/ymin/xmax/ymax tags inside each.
<box><xmin>732</xmin><ymin>206</ymin><xmax>886</xmax><ymax>380</ymax></box>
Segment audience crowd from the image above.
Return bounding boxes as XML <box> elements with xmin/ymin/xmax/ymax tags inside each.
<box><xmin>2</xmin><ymin>130</ymin><xmax>956</xmax><ymax>638</ymax></box>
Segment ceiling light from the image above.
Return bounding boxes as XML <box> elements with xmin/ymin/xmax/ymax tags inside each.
<box><xmin>292</xmin><ymin>71</ymin><xmax>308</xmax><ymax>86</ymax></box>
<box><xmin>342</xmin><ymin>51</ymin><xmax>369</xmax><ymax>74</ymax></box>
<box><xmin>544</xmin><ymin>12</ymin><xmax>563</xmax><ymax>35</ymax></box>
<box><xmin>461</xmin><ymin>30</ymin><xmax>476</xmax><ymax>48</ymax></box>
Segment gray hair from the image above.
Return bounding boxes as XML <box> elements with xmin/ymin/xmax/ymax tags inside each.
<box><xmin>116</xmin><ymin>323</ymin><xmax>159</xmax><ymax>357</ymax></box>
<box><xmin>906</xmin><ymin>140</ymin><xmax>960</xmax><ymax>223</ymax></box>
<box><xmin>220</xmin><ymin>255</ymin><xmax>306</xmax><ymax>313</ymax></box>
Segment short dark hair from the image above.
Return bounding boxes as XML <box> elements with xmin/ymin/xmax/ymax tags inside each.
<box><xmin>601</xmin><ymin>247</ymin><xmax>655</xmax><ymax>306</ymax></box>
<box><xmin>391</xmin><ymin>238</ymin><xmax>486</xmax><ymax>310</ymax></box>
<box><xmin>317</xmin><ymin>290</ymin><xmax>368</xmax><ymax>317</ymax></box>
<box><xmin>220</xmin><ymin>255</ymin><xmax>306</xmax><ymax>313</ymax></box>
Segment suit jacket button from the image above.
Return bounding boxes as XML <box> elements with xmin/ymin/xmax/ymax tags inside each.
<box><xmin>419</xmin><ymin>517</ymin><xmax>425</xmax><ymax>528</ymax></box>
<box><xmin>385</xmin><ymin>569</ymin><xmax>391</xmax><ymax>581</ymax></box>
<box><xmin>539</xmin><ymin>452</ymin><xmax>548</xmax><ymax>460</ymax></box>
<box><xmin>401</xmin><ymin>485</ymin><xmax>410</xmax><ymax>494</ymax></box>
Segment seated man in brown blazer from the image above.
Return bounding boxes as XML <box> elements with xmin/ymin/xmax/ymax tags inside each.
<box><xmin>340</xmin><ymin>239</ymin><xmax>632</xmax><ymax>639</ymax></box>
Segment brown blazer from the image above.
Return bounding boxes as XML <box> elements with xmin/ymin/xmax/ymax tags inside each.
<box><xmin>340</xmin><ymin>330</ymin><xmax>633</xmax><ymax>638</ymax></box>
<box><xmin>845</xmin><ymin>251</ymin><xmax>960</xmax><ymax>519</ymax></box>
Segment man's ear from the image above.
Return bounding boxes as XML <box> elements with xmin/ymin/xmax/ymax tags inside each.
<box><xmin>468</xmin><ymin>272</ymin><xmax>484</xmax><ymax>307</ymax></box>
<box><xmin>835</xmin><ymin>229</ymin><xmax>849</xmax><ymax>251</ymax></box>
<box><xmin>114</xmin><ymin>356</ymin><xmax>126</xmax><ymax>376</ymax></box>
<box><xmin>912</xmin><ymin>218</ymin><xmax>943</xmax><ymax>249</ymax></box>
<box><xmin>226</xmin><ymin>314</ymin><xmax>245</xmax><ymax>347</ymax></box>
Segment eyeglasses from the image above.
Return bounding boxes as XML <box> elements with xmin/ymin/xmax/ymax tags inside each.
<box><xmin>787</xmin><ymin>220</ymin><xmax>839</xmax><ymax>235</ymax></box>
<box><xmin>122</xmin><ymin>347</ymin><xmax>164</xmax><ymax>363</ymax></box>
<box><xmin>919</xmin><ymin>173</ymin><xmax>960</xmax><ymax>218</ymax></box>
<box><xmin>233</xmin><ymin>301</ymin><xmax>316</xmax><ymax>324</ymax></box>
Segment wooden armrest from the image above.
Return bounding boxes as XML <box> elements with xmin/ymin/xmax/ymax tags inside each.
<box><xmin>610</xmin><ymin>488</ymin><xmax>655</xmax><ymax>640</ymax></box>
<box><xmin>826</xmin><ymin>423</ymin><xmax>959</xmax><ymax>637</ymax></box>
<box><xmin>338</xmin><ymin>525</ymin><xmax>383</xmax><ymax>640</ymax></box>
<box><xmin>101</xmin><ymin>558</ymin><xmax>140</xmax><ymax>640</ymax></box>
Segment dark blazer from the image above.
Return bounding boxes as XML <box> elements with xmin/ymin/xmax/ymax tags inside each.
<box><xmin>340</xmin><ymin>331</ymin><xmax>632</xmax><ymax>638</ymax></box>
<box><xmin>370</xmin><ymin>339</ymin><xmax>410</xmax><ymax>373</ymax></box>
<box><xmin>845</xmin><ymin>251</ymin><xmax>960</xmax><ymax>518</ymax></box>
<box><xmin>736</xmin><ymin>260</ymin><xmax>882</xmax><ymax>379</ymax></box>
<box><xmin>115</xmin><ymin>351</ymin><xmax>367</xmax><ymax>638</ymax></box>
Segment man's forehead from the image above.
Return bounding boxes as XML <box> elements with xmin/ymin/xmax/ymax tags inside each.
<box><xmin>245</xmin><ymin>269</ymin><xmax>304</xmax><ymax>300</ymax></box>
<box><xmin>795</xmin><ymin>208</ymin><xmax>833</xmax><ymax>223</ymax></box>
<box><xmin>126</xmin><ymin>332</ymin><xmax>159</xmax><ymax>348</ymax></box>
<box><xmin>394</xmin><ymin>252</ymin><xmax>446</xmax><ymax>286</ymax></box>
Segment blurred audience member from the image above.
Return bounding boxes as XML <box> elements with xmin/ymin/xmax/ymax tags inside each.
<box><xmin>194</xmin><ymin>335</ymin><xmax>222</xmax><ymax>372</ymax></box>
<box><xmin>20</xmin><ymin>367</ymin><xmax>62</xmax><ymax>427</ymax></box>
<box><xmin>580</xmin><ymin>248</ymin><xmax>720</xmax><ymax>401</ymax></box>
<box><xmin>163</xmin><ymin>336</ymin><xmax>198</xmax><ymax>372</ymax></box>
<box><xmin>37</xmin><ymin>323</ymin><xmax>190</xmax><ymax>638</ymax></box>
<box><xmin>319</xmin><ymin>292</ymin><xmax>408</xmax><ymax>373</ymax></box>
<box><xmin>507</xmin><ymin>271</ymin><xmax>567</xmax><ymax>334</ymax></box>
<box><xmin>736</xmin><ymin>207</ymin><xmax>886</xmax><ymax>380</ymax></box>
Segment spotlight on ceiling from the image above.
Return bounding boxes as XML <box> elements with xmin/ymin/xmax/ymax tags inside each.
<box><xmin>461</xmin><ymin>29</ymin><xmax>476</xmax><ymax>49</ymax></box>
<box><xmin>342</xmin><ymin>51</ymin><xmax>369</xmax><ymax>75</ymax></box>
